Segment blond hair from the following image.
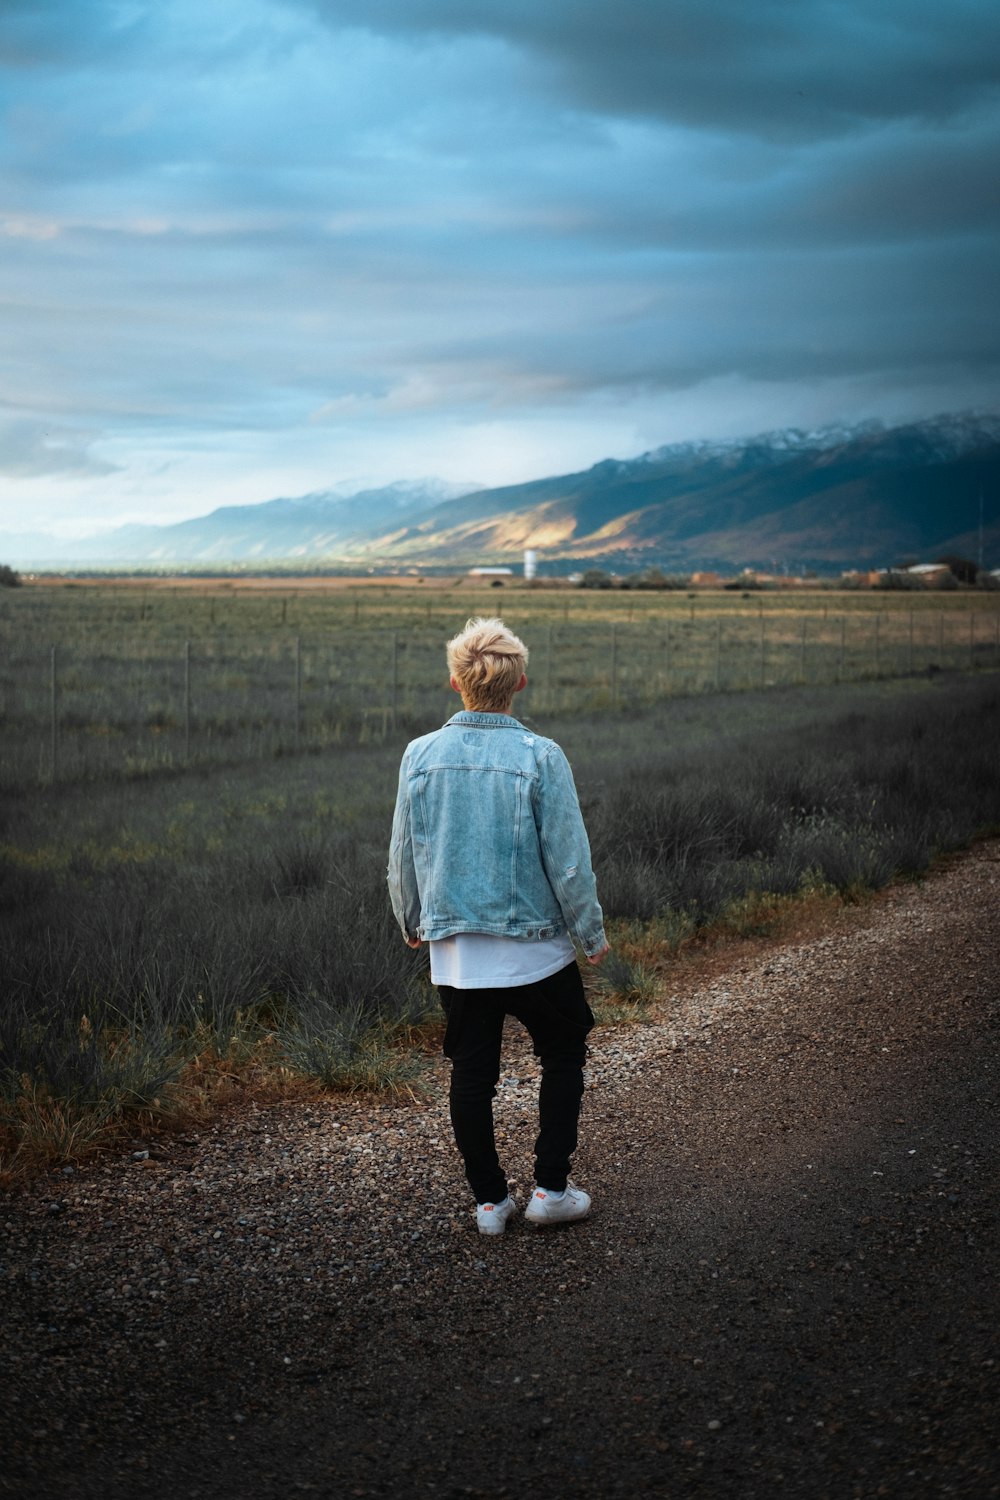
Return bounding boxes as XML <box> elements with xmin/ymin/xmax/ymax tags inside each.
<box><xmin>447</xmin><ymin>617</ymin><xmax>529</xmax><ymax>713</ymax></box>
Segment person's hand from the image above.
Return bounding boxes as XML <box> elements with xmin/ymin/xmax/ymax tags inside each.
<box><xmin>405</xmin><ymin>936</ymin><xmax>423</xmax><ymax>949</ymax></box>
<box><xmin>586</xmin><ymin>943</ymin><xmax>610</xmax><ymax>965</ymax></box>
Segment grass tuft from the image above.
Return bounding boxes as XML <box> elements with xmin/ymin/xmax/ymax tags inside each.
<box><xmin>590</xmin><ymin>951</ymin><xmax>661</xmax><ymax>1023</ymax></box>
<box><xmin>276</xmin><ymin>1004</ymin><xmax>429</xmax><ymax>1095</ymax></box>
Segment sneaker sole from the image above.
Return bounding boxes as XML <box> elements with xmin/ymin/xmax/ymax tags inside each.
<box><xmin>524</xmin><ymin>1208</ymin><xmax>591</xmax><ymax>1227</ymax></box>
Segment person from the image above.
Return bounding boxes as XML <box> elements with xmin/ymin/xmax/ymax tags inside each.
<box><xmin>388</xmin><ymin>616</ymin><xmax>608</xmax><ymax>1236</ymax></box>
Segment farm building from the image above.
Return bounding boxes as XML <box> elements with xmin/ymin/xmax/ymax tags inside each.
<box><xmin>842</xmin><ymin>570</ymin><xmax>883</xmax><ymax>585</ymax></box>
<box><xmin>905</xmin><ymin>563</ymin><xmax>953</xmax><ymax>582</ymax></box>
<box><xmin>467</xmin><ymin>566</ymin><xmax>513</xmax><ymax>581</ymax></box>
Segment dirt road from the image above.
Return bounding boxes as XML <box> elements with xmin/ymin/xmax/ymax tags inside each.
<box><xmin>3</xmin><ymin>845</ymin><xmax>998</xmax><ymax>1499</ymax></box>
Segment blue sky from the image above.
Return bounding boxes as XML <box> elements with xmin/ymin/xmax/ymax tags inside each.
<box><xmin>2</xmin><ymin>0</ymin><xmax>999</xmax><ymax>536</ymax></box>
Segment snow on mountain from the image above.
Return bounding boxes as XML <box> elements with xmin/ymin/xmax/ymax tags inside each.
<box><xmin>3</xmin><ymin>412</ymin><xmax>998</xmax><ymax>571</ymax></box>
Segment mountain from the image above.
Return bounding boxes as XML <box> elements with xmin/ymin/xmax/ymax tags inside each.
<box><xmin>5</xmin><ymin>413</ymin><xmax>999</xmax><ymax>572</ymax></box>
<box><xmin>3</xmin><ymin>479</ymin><xmax>476</xmax><ymax>567</ymax></box>
<box><xmin>346</xmin><ymin>413</ymin><xmax>1000</xmax><ymax>572</ymax></box>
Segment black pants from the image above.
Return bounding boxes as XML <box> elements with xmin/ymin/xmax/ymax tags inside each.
<box><xmin>438</xmin><ymin>959</ymin><xmax>595</xmax><ymax>1205</ymax></box>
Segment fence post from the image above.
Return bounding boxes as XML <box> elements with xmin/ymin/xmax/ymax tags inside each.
<box><xmin>714</xmin><ymin>616</ymin><xmax>722</xmax><ymax>692</ymax></box>
<box><xmin>908</xmin><ymin>609</ymin><xmax>914</xmax><ymax>674</ymax></box>
<box><xmin>838</xmin><ymin>617</ymin><xmax>846</xmax><ymax>682</ymax></box>
<box><xmin>799</xmin><ymin>616</ymin><xmax>807</xmax><ymax>683</ymax></box>
<box><xmin>610</xmin><ymin>623</ymin><xmax>618</xmax><ymax>705</ymax></box>
<box><xmin>759</xmin><ymin>613</ymin><xmax>766</xmax><ymax>688</ymax></box>
<box><xmin>545</xmin><ymin>624</ymin><xmax>553</xmax><ymax>709</ymax></box>
<box><xmin>938</xmin><ymin>610</ymin><xmax>944</xmax><ymax>663</ymax></box>
<box><xmin>390</xmin><ymin>631</ymin><xmax>398</xmax><ymax>732</ymax></box>
<box><xmin>294</xmin><ymin>634</ymin><xmax>302</xmax><ymax>749</ymax></box>
<box><xmin>184</xmin><ymin>639</ymin><xmax>191</xmax><ymax>762</ymax></box>
<box><xmin>969</xmin><ymin>611</ymin><xmax>975</xmax><ymax>669</ymax></box>
<box><xmin>664</xmin><ymin>618</ymin><xmax>671</xmax><ymax>690</ymax></box>
<box><xmin>874</xmin><ymin>613</ymin><xmax>880</xmax><ymax>676</ymax></box>
<box><xmin>50</xmin><ymin>644</ymin><xmax>58</xmax><ymax>781</ymax></box>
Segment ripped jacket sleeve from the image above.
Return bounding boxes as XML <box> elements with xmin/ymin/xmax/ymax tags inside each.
<box><xmin>533</xmin><ymin>743</ymin><xmax>607</xmax><ymax>957</ymax></box>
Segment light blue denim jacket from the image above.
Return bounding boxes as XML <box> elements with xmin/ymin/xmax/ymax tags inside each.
<box><xmin>388</xmin><ymin>711</ymin><xmax>606</xmax><ymax>957</ymax></box>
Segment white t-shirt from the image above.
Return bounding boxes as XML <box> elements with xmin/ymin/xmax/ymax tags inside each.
<box><xmin>430</xmin><ymin>931</ymin><xmax>576</xmax><ymax>990</ymax></box>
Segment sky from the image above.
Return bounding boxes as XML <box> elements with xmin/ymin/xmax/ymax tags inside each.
<box><xmin>2</xmin><ymin>0</ymin><xmax>999</xmax><ymax>537</ymax></box>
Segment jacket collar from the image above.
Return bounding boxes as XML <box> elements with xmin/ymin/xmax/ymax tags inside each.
<box><xmin>446</xmin><ymin>710</ymin><xmax>524</xmax><ymax>730</ymax></box>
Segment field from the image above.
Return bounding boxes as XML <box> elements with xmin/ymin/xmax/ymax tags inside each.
<box><xmin>2</xmin><ymin>579</ymin><xmax>1000</xmax><ymax>1170</ymax></box>
<box><xmin>2</xmin><ymin>580</ymin><xmax>999</xmax><ymax>786</ymax></box>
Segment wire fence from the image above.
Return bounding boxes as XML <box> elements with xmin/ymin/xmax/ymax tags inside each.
<box><xmin>3</xmin><ymin>608</ymin><xmax>999</xmax><ymax>787</ymax></box>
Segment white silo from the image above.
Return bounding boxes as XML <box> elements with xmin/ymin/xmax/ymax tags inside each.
<box><xmin>524</xmin><ymin>549</ymin><xmax>538</xmax><ymax>581</ymax></box>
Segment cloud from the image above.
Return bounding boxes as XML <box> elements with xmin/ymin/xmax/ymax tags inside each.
<box><xmin>0</xmin><ymin>414</ymin><xmax>119</xmax><ymax>478</ymax></box>
<box><xmin>302</xmin><ymin>0</ymin><xmax>1000</xmax><ymax>140</ymax></box>
<box><xmin>0</xmin><ymin>0</ymin><xmax>998</xmax><ymax>534</ymax></box>
<box><xmin>0</xmin><ymin>213</ymin><xmax>60</xmax><ymax>239</ymax></box>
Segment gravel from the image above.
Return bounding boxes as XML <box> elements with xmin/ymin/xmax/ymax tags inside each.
<box><xmin>2</xmin><ymin>842</ymin><xmax>999</xmax><ymax>1499</ymax></box>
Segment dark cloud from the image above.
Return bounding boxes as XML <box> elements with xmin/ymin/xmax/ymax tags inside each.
<box><xmin>561</xmin><ymin>115</ymin><xmax>1000</xmax><ymax>256</ymax></box>
<box><xmin>0</xmin><ymin>0</ymin><xmax>150</xmax><ymax>67</ymax></box>
<box><xmin>408</xmin><ymin>227</ymin><xmax>1000</xmax><ymax>399</ymax></box>
<box><xmin>302</xmin><ymin>0</ymin><xmax>1000</xmax><ymax>140</ymax></box>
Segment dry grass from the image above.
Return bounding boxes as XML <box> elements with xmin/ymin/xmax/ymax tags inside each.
<box><xmin>4</xmin><ymin>580</ymin><xmax>998</xmax><ymax>787</ymax></box>
<box><xmin>4</xmin><ymin>665</ymin><xmax>999</xmax><ymax>1181</ymax></box>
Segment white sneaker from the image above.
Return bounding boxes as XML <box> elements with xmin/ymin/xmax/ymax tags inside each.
<box><xmin>524</xmin><ymin>1183</ymin><xmax>591</xmax><ymax>1226</ymax></box>
<box><xmin>476</xmin><ymin>1195</ymin><xmax>518</xmax><ymax>1236</ymax></box>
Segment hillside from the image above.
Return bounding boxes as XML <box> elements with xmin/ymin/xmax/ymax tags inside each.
<box><xmin>350</xmin><ymin>414</ymin><xmax>1000</xmax><ymax>571</ymax></box>
<box><xmin>5</xmin><ymin>413</ymin><xmax>999</xmax><ymax>572</ymax></box>
<box><xmin>5</xmin><ymin>479</ymin><xmax>474</xmax><ymax>568</ymax></box>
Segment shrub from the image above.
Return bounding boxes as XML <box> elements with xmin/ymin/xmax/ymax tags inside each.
<box><xmin>275</xmin><ymin>1001</ymin><xmax>427</xmax><ymax>1094</ymax></box>
<box><xmin>620</xmin><ymin>568</ymin><xmax>690</xmax><ymax>591</ymax></box>
<box><xmin>598</xmin><ymin>853</ymin><xmax>676</xmax><ymax>921</ymax></box>
<box><xmin>878</xmin><ymin>570</ymin><xmax>925</xmax><ymax>590</ymax></box>
<box><xmin>5</xmin><ymin>670</ymin><xmax>1000</xmax><ymax>1158</ymax></box>
<box><xmin>0</xmin><ymin>1002</ymin><xmax>185</xmax><ymax>1166</ymax></box>
<box><xmin>935</xmin><ymin>554</ymin><xmax>978</xmax><ymax>585</ymax></box>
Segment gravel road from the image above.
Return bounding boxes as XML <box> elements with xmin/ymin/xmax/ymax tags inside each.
<box><xmin>3</xmin><ymin>843</ymin><xmax>998</xmax><ymax>1500</ymax></box>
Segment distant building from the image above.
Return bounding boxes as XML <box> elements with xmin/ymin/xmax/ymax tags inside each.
<box><xmin>468</xmin><ymin>566</ymin><xmax>513</xmax><ymax>577</ymax></box>
<box><xmin>524</xmin><ymin>549</ymin><xmax>538</xmax><ymax>581</ymax></box>
<box><xmin>690</xmin><ymin>571</ymin><xmax>722</xmax><ymax>586</ymax></box>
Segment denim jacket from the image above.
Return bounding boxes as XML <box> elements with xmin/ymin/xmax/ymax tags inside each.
<box><xmin>388</xmin><ymin>711</ymin><xmax>606</xmax><ymax>957</ymax></box>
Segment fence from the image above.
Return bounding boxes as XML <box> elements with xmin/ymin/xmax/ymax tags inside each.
<box><xmin>3</xmin><ymin>608</ymin><xmax>1000</xmax><ymax>787</ymax></box>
